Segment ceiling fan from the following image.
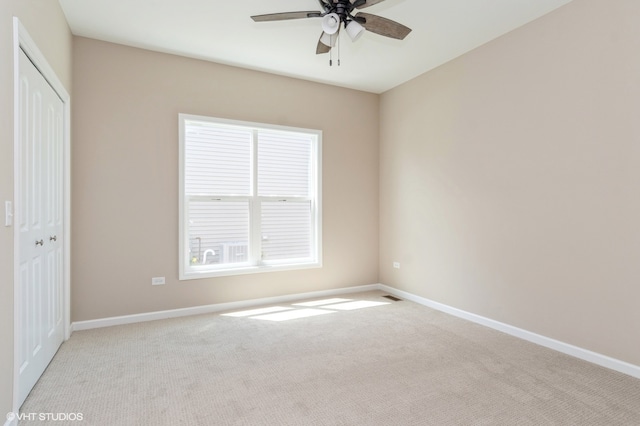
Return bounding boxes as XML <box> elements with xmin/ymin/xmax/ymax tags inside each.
<box><xmin>251</xmin><ymin>0</ymin><xmax>411</xmax><ymax>59</ymax></box>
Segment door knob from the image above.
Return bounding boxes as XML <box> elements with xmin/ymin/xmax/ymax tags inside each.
<box><xmin>35</xmin><ymin>239</ymin><xmax>44</xmax><ymax>246</ymax></box>
<box><xmin>50</xmin><ymin>235</ymin><xmax>57</xmax><ymax>242</ymax></box>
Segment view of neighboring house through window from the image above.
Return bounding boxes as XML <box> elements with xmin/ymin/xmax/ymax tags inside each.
<box><xmin>179</xmin><ymin>114</ymin><xmax>322</xmax><ymax>279</ymax></box>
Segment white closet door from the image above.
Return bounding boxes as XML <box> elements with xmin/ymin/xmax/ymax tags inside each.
<box><xmin>17</xmin><ymin>48</ymin><xmax>64</xmax><ymax>407</ymax></box>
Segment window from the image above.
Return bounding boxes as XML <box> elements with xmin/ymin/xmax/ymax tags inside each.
<box><xmin>179</xmin><ymin>114</ymin><xmax>322</xmax><ymax>279</ymax></box>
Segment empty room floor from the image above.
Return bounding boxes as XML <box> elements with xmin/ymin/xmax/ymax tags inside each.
<box><xmin>19</xmin><ymin>291</ymin><xmax>640</xmax><ymax>425</ymax></box>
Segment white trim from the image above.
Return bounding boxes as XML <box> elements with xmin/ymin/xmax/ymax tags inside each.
<box><xmin>72</xmin><ymin>284</ymin><xmax>380</xmax><ymax>331</ymax></box>
<box><xmin>378</xmin><ymin>284</ymin><xmax>640</xmax><ymax>380</ymax></box>
<box><xmin>181</xmin><ymin>261</ymin><xmax>323</xmax><ymax>280</ymax></box>
<box><xmin>12</xmin><ymin>17</ymin><xmax>72</xmax><ymax>413</ymax></box>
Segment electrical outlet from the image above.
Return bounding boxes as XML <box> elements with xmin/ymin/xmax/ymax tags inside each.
<box><xmin>393</xmin><ymin>262</ymin><xmax>400</xmax><ymax>269</ymax></box>
<box><xmin>151</xmin><ymin>277</ymin><xmax>165</xmax><ymax>286</ymax></box>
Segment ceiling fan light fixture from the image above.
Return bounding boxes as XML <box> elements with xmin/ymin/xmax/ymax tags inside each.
<box><xmin>322</xmin><ymin>13</ymin><xmax>340</xmax><ymax>35</ymax></box>
<box><xmin>346</xmin><ymin>20</ymin><xmax>365</xmax><ymax>42</ymax></box>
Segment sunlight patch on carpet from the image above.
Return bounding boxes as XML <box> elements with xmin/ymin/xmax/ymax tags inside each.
<box><xmin>222</xmin><ymin>297</ymin><xmax>393</xmax><ymax>322</ymax></box>
<box><xmin>293</xmin><ymin>298</ymin><xmax>352</xmax><ymax>307</ymax></box>
<box><xmin>222</xmin><ymin>306</ymin><xmax>293</xmax><ymax>317</ymax></box>
<box><xmin>321</xmin><ymin>301</ymin><xmax>390</xmax><ymax>310</ymax></box>
<box><xmin>251</xmin><ymin>308</ymin><xmax>336</xmax><ymax>322</ymax></box>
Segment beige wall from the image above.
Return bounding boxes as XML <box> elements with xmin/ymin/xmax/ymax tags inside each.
<box><xmin>380</xmin><ymin>0</ymin><xmax>640</xmax><ymax>366</ymax></box>
<box><xmin>0</xmin><ymin>0</ymin><xmax>72</xmax><ymax>416</ymax></box>
<box><xmin>71</xmin><ymin>37</ymin><xmax>379</xmax><ymax>322</ymax></box>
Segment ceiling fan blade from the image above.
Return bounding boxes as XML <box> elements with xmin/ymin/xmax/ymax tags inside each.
<box><xmin>352</xmin><ymin>0</ymin><xmax>388</xmax><ymax>9</ymax></box>
<box><xmin>354</xmin><ymin>12</ymin><xmax>412</xmax><ymax>40</ymax></box>
<box><xmin>316</xmin><ymin>30</ymin><xmax>338</xmax><ymax>54</ymax></box>
<box><xmin>251</xmin><ymin>11</ymin><xmax>322</xmax><ymax>22</ymax></box>
<box><xmin>316</xmin><ymin>38</ymin><xmax>331</xmax><ymax>55</ymax></box>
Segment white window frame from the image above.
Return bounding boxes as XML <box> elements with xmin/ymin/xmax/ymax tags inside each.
<box><xmin>179</xmin><ymin>113</ymin><xmax>322</xmax><ymax>280</ymax></box>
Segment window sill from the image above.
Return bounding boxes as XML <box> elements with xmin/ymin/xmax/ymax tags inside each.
<box><xmin>179</xmin><ymin>261</ymin><xmax>322</xmax><ymax>280</ymax></box>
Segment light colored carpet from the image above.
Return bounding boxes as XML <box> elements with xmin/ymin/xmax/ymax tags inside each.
<box><xmin>19</xmin><ymin>291</ymin><xmax>640</xmax><ymax>425</ymax></box>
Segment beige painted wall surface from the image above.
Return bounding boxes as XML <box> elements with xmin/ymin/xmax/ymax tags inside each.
<box><xmin>0</xmin><ymin>0</ymin><xmax>72</xmax><ymax>416</ymax></box>
<box><xmin>380</xmin><ymin>0</ymin><xmax>640</xmax><ymax>366</ymax></box>
<box><xmin>71</xmin><ymin>37</ymin><xmax>379</xmax><ymax>322</ymax></box>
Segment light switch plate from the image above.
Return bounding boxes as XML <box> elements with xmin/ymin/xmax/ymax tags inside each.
<box><xmin>5</xmin><ymin>201</ymin><xmax>13</xmax><ymax>227</ymax></box>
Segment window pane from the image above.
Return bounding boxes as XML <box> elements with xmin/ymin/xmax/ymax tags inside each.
<box><xmin>188</xmin><ymin>200</ymin><xmax>249</xmax><ymax>266</ymax></box>
<box><xmin>261</xmin><ymin>201</ymin><xmax>311</xmax><ymax>261</ymax></box>
<box><xmin>258</xmin><ymin>131</ymin><xmax>312</xmax><ymax>197</ymax></box>
<box><xmin>184</xmin><ymin>122</ymin><xmax>251</xmax><ymax>196</ymax></box>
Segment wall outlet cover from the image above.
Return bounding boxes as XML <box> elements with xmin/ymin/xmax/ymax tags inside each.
<box><xmin>151</xmin><ymin>277</ymin><xmax>166</xmax><ymax>285</ymax></box>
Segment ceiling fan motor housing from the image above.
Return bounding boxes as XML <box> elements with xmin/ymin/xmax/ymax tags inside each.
<box><xmin>339</xmin><ymin>1</ymin><xmax>356</xmax><ymax>22</ymax></box>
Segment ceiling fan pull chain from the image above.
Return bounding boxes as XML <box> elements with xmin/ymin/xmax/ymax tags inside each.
<box><xmin>330</xmin><ymin>40</ymin><xmax>333</xmax><ymax>66</ymax></box>
<box><xmin>337</xmin><ymin>30</ymin><xmax>341</xmax><ymax>66</ymax></box>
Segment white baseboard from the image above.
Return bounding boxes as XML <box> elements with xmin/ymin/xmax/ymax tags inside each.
<box><xmin>70</xmin><ymin>282</ymin><xmax>640</xmax><ymax>380</ymax></box>
<box><xmin>379</xmin><ymin>284</ymin><xmax>640</xmax><ymax>380</ymax></box>
<box><xmin>71</xmin><ymin>284</ymin><xmax>380</xmax><ymax>331</ymax></box>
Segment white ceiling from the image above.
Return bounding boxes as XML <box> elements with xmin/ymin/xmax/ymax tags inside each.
<box><xmin>58</xmin><ymin>0</ymin><xmax>573</xmax><ymax>94</ymax></box>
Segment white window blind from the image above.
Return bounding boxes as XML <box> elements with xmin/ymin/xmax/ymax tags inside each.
<box><xmin>179</xmin><ymin>114</ymin><xmax>322</xmax><ymax>279</ymax></box>
<box><xmin>261</xmin><ymin>201</ymin><xmax>312</xmax><ymax>261</ymax></box>
<box><xmin>258</xmin><ymin>131</ymin><xmax>312</xmax><ymax>197</ymax></box>
<box><xmin>184</xmin><ymin>126</ymin><xmax>251</xmax><ymax>196</ymax></box>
